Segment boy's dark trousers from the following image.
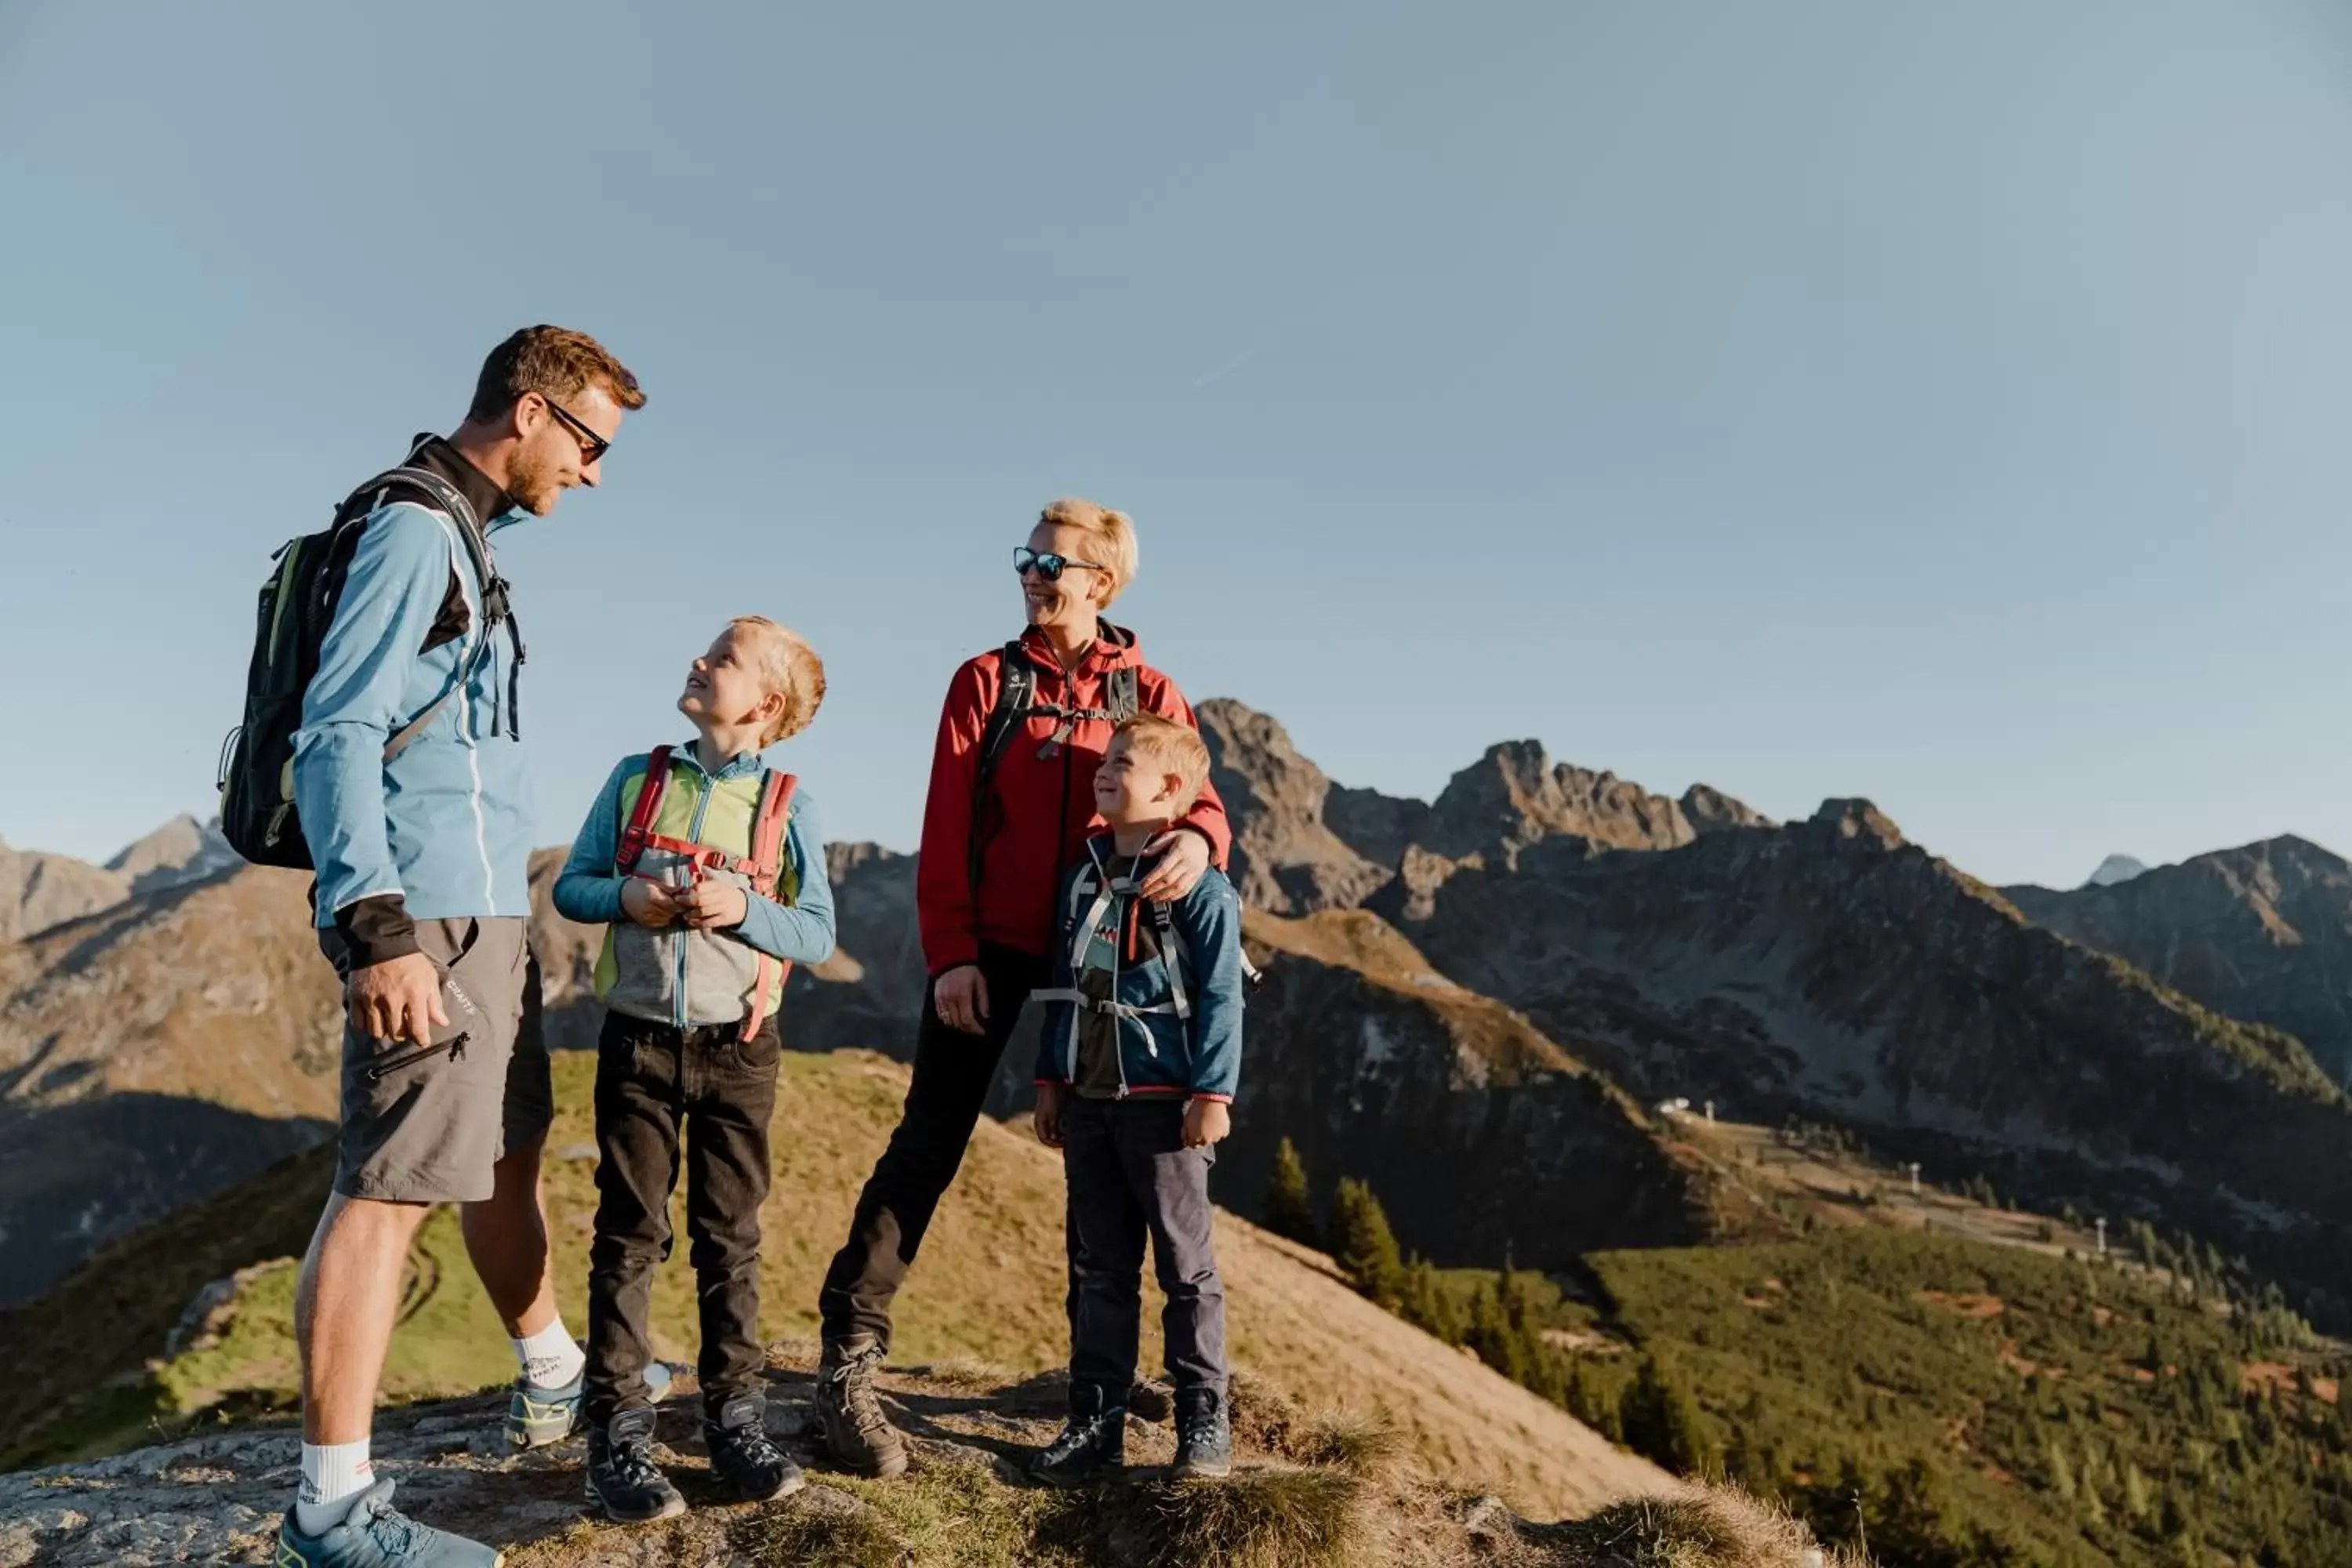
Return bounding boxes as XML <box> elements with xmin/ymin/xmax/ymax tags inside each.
<box><xmin>1061</xmin><ymin>1095</ymin><xmax>1228</xmax><ymax>1401</ymax></box>
<box><xmin>818</xmin><ymin>942</ymin><xmax>1049</xmax><ymax>1349</ymax></box>
<box><xmin>585</xmin><ymin>1010</ymin><xmax>781</xmax><ymax>1423</ymax></box>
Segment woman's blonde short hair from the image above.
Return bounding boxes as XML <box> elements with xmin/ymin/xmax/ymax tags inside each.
<box><xmin>1037</xmin><ymin>497</ymin><xmax>1138</xmax><ymax>608</ymax></box>
<box><xmin>728</xmin><ymin>616</ymin><xmax>827</xmax><ymax>747</ymax></box>
<box><xmin>1113</xmin><ymin>713</ymin><xmax>1211</xmax><ymax>811</ymax></box>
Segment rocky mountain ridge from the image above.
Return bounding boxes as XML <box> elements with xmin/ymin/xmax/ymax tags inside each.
<box><xmin>1193</xmin><ymin>701</ymin><xmax>2352</xmax><ymax>1321</ymax></box>
<box><xmin>2005</xmin><ymin>834</ymin><xmax>2352</xmax><ymax>1089</ymax></box>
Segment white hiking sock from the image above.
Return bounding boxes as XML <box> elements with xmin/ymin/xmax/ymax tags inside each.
<box><xmin>293</xmin><ymin>1438</ymin><xmax>373</xmax><ymax>1536</ymax></box>
<box><xmin>514</xmin><ymin>1317</ymin><xmax>586</xmax><ymax>1390</ymax></box>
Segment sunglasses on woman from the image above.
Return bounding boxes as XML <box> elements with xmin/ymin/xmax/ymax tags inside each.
<box><xmin>1013</xmin><ymin>546</ymin><xmax>1108</xmax><ymax>581</ymax></box>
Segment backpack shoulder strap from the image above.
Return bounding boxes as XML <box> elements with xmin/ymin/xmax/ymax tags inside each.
<box><xmin>748</xmin><ymin>770</ymin><xmax>800</xmax><ymax>894</ymax></box>
<box><xmin>967</xmin><ymin>641</ymin><xmax>1038</xmax><ymax>889</ymax></box>
<box><xmin>615</xmin><ymin>746</ymin><xmax>673</xmax><ymax>874</ymax></box>
<box><xmin>1104</xmin><ymin>666</ymin><xmax>1141</xmax><ymax>725</ymax></box>
<box><xmin>345</xmin><ymin>466</ymin><xmax>510</xmax><ymax>628</ymax></box>
<box><xmin>739</xmin><ymin>768</ymin><xmax>803</xmax><ymax>1045</ymax></box>
<box><xmin>1148</xmin><ymin>898</ymin><xmax>1192</xmax><ymax>1022</ymax></box>
<box><xmin>974</xmin><ymin>641</ymin><xmax>1036</xmax><ymax>786</ymax></box>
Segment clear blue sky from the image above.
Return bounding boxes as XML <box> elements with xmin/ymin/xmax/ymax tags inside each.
<box><xmin>5</xmin><ymin>1</ymin><xmax>2350</xmax><ymax>889</ymax></box>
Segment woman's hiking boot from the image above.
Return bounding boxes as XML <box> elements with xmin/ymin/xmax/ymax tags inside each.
<box><xmin>1030</xmin><ymin>1384</ymin><xmax>1127</xmax><ymax>1487</ymax></box>
<box><xmin>816</xmin><ymin>1335</ymin><xmax>909</xmax><ymax>1478</ymax></box>
<box><xmin>274</xmin><ymin>1479</ymin><xmax>503</xmax><ymax>1566</ymax></box>
<box><xmin>1168</xmin><ymin>1386</ymin><xmax>1232</xmax><ymax>1480</ymax></box>
<box><xmin>583</xmin><ymin>1408</ymin><xmax>685</xmax><ymax>1524</ymax></box>
<box><xmin>705</xmin><ymin>1393</ymin><xmax>805</xmax><ymax>1503</ymax></box>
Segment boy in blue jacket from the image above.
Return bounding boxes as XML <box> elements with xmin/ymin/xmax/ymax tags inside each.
<box><xmin>552</xmin><ymin>616</ymin><xmax>836</xmax><ymax>1523</ymax></box>
<box><xmin>1029</xmin><ymin>714</ymin><xmax>1246</xmax><ymax>1486</ymax></box>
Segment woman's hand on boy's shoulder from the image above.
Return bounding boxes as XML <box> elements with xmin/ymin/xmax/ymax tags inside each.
<box><xmin>1136</xmin><ymin>829</ymin><xmax>1211</xmax><ymax>903</ymax></box>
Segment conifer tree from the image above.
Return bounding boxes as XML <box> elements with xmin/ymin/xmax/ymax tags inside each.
<box><xmin>1261</xmin><ymin>1136</ymin><xmax>1317</xmax><ymax>1246</ymax></box>
<box><xmin>1328</xmin><ymin>1176</ymin><xmax>1406</xmax><ymax>1309</ymax></box>
<box><xmin>1619</xmin><ymin>1356</ymin><xmax>1719</xmax><ymax>1476</ymax></box>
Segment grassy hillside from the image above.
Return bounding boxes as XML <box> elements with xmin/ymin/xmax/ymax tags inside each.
<box><xmin>1570</xmin><ymin>1228</ymin><xmax>2352</xmax><ymax>1566</ymax></box>
<box><xmin>3</xmin><ymin>1049</ymin><xmax>1668</xmax><ymax>1522</ymax></box>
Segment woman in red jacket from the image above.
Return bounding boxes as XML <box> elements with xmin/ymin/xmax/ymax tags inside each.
<box><xmin>814</xmin><ymin>497</ymin><xmax>1231</xmax><ymax>1476</ymax></box>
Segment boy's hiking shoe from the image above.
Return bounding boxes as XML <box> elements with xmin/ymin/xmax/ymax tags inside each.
<box><xmin>1030</xmin><ymin>1385</ymin><xmax>1127</xmax><ymax>1487</ymax></box>
<box><xmin>1169</xmin><ymin>1386</ymin><xmax>1232</xmax><ymax>1480</ymax></box>
<box><xmin>275</xmin><ymin>1480</ymin><xmax>503</xmax><ymax>1566</ymax></box>
<box><xmin>706</xmin><ymin>1393</ymin><xmax>805</xmax><ymax>1502</ymax></box>
<box><xmin>583</xmin><ymin>1408</ymin><xmax>685</xmax><ymax>1525</ymax></box>
<box><xmin>816</xmin><ymin>1336</ymin><xmax>908</xmax><ymax>1478</ymax></box>
<box><xmin>506</xmin><ymin>1359</ymin><xmax>670</xmax><ymax>1451</ymax></box>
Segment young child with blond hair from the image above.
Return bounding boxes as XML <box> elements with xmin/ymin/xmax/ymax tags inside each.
<box><xmin>1028</xmin><ymin>713</ymin><xmax>1246</xmax><ymax>1486</ymax></box>
<box><xmin>552</xmin><ymin>615</ymin><xmax>836</xmax><ymax>1523</ymax></box>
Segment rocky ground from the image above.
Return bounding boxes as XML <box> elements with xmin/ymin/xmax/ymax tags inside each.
<box><xmin>0</xmin><ymin>1350</ymin><xmax>1842</xmax><ymax>1568</ymax></box>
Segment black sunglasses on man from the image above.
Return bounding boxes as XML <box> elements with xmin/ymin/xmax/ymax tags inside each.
<box><xmin>541</xmin><ymin>394</ymin><xmax>611</xmax><ymax>466</ymax></box>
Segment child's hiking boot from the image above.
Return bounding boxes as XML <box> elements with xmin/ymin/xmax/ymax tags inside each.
<box><xmin>1030</xmin><ymin>1384</ymin><xmax>1127</xmax><ymax>1488</ymax></box>
<box><xmin>583</xmin><ymin>1408</ymin><xmax>685</xmax><ymax>1524</ymax></box>
<box><xmin>274</xmin><ymin>1479</ymin><xmax>503</xmax><ymax>1566</ymax></box>
<box><xmin>816</xmin><ymin>1335</ymin><xmax>908</xmax><ymax>1478</ymax></box>
<box><xmin>705</xmin><ymin>1393</ymin><xmax>804</xmax><ymax>1503</ymax></box>
<box><xmin>506</xmin><ymin>1356</ymin><xmax>670</xmax><ymax>1450</ymax></box>
<box><xmin>1168</xmin><ymin>1386</ymin><xmax>1232</xmax><ymax>1480</ymax></box>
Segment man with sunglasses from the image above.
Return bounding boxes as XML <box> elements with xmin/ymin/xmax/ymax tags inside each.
<box><xmin>279</xmin><ymin>327</ymin><xmax>642</xmax><ymax>1568</ymax></box>
<box><xmin>814</xmin><ymin>497</ymin><xmax>1232</xmax><ymax>1479</ymax></box>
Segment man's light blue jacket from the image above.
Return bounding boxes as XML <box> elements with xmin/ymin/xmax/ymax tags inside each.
<box><xmin>292</xmin><ymin>438</ymin><xmax>532</xmax><ymax>964</ymax></box>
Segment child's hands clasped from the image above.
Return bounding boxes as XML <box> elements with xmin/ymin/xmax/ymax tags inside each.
<box><xmin>1182</xmin><ymin>1098</ymin><xmax>1230</xmax><ymax>1149</ymax></box>
<box><xmin>684</xmin><ymin>878</ymin><xmax>750</xmax><ymax>930</ymax></box>
<box><xmin>620</xmin><ymin>877</ymin><xmax>688</xmax><ymax>928</ymax></box>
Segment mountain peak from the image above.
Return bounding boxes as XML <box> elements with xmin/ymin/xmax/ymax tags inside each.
<box><xmin>1422</xmin><ymin>742</ymin><xmax>1693</xmax><ymax>860</ymax></box>
<box><xmin>2084</xmin><ymin>853</ymin><xmax>2148</xmax><ymax>888</ymax></box>
<box><xmin>107</xmin><ymin>814</ymin><xmax>237</xmax><ymax>897</ymax></box>
<box><xmin>1680</xmin><ymin>782</ymin><xmax>1774</xmax><ymax>835</ymax></box>
<box><xmin>1809</xmin><ymin>797</ymin><xmax>1905</xmax><ymax>849</ymax></box>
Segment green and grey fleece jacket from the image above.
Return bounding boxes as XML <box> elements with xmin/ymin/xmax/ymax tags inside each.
<box><xmin>554</xmin><ymin>744</ymin><xmax>836</xmax><ymax>1029</ymax></box>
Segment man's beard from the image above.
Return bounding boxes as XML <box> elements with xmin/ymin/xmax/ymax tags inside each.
<box><xmin>506</xmin><ymin>444</ymin><xmax>562</xmax><ymax>514</ymax></box>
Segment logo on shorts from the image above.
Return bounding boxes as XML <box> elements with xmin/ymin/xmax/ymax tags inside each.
<box><xmin>443</xmin><ymin>976</ymin><xmax>481</xmax><ymax>1019</ymax></box>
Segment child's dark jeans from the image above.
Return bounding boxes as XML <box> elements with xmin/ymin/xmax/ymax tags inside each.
<box><xmin>1062</xmin><ymin>1096</ymin><xmax>1228</xmax><ymax>1402</ymax></box>
<box><xmin>584</xmin><ymin>1010</ymin><xmax>780</xmax><ymax>1423</ymax></box>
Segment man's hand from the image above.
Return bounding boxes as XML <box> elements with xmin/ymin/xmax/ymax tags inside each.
<box><xmin>1182</xmin><ymin>1097</ymin><xmax>1231</xmax><ymax>1149</ymax></box>
<box><xmin>935</xmin><ymin>964</ymin><xmax>989</xmax><ymax>1035</ymax></box>
<box><xmin>348</xmin><ymin>952</ymin><xmax>447</xmax><ymax>1047</ymax></box>
<box><xmin>1034</xmin><ymin>1081</ymin><xmax>1065</xmax><ymax>1148</ymax></box>
<box><xmin>684</xmin><ymin>878</ymin><xmax>750</xmax><ymax>931</ymax></box>
<box><xmin>1137</xmin><ymin>828</ymin><xmax>1211</xmax><ymax>904</ymax></box>
<box><xmin>620</xmin><ymin>877</ymin><xmax>688</xmax><ymax>929</ymax></box>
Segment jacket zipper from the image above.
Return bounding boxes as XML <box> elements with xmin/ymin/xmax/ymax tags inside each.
<box><xmin>367</xmin><ymin>1030</ymin><xmax>470</xmax><ymax>1081</ymax></box>
<box><xmin>674</xmin><ymin>764</ymin><xmax>719</xmax><ymax>1029</ymax></box>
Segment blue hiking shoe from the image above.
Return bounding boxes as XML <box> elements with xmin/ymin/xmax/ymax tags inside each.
<box><xmin>275</xmin><ymin>1479</ymin><xmax>501</xmax><ymax>1566</ymax></box>
<box><xmin>506</xmin><ymin>1359</ymin><xmax>670</xmax><ymax>1451</ymax></box>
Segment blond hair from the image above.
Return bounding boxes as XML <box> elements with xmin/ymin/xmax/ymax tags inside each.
<box><xmin>1037</xmin><ymin>497</ymin><xmax>1138</xmax><ymax>608</ymax></box>
<box><xmin>1112</xmin><ymin>713</ymin><xmax>1210</xmax><ymax>811</ymax></box>
<box><xmin>728</xmin><ymin>616</ymin><xmax>827</xmax><ymax>746</ymax></box>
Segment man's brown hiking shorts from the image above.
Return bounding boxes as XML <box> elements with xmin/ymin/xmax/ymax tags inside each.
<box><xmin>321</xmin><ymin>916</ymin><xmax>554</xmax><ymax>1204</ymax></box>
